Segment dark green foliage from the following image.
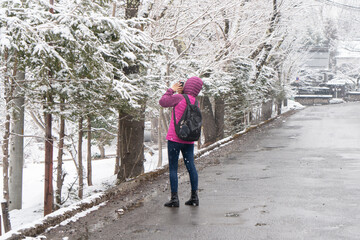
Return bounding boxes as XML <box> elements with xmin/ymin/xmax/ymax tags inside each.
<box><xmin>224</xmin><ymin>57</ymin><xmax>253</xmax><ymax>134</ymax></box>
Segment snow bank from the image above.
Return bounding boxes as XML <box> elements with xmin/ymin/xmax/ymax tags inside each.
<box><xmin>330</xmin><ymin>98</ymin><xmax>345</xmax><ymax>104</ymax></box>
<box><xmin>282</xmin><ymin>99</ymin><xmax>305</xmax><ymax>112</ymax></box>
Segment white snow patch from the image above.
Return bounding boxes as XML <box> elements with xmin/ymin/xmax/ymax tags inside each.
<box><xmin>295</xmin><ymin>95</ymin><xmax>332</xmax><ymax>98</ymax></box>
<box><xmin>22</xmin><ymin>236</ymin><xmax>46</xmax><ymax>240</ymax></box>
<box><xmin>282</xmin><ymin>99</ymin><xmax>305</xmax><ymax>111</ymax></box>
<box><xmin>329</xmin><ymin>98</ymin><xmax>345</xmax><ymax>104</ymax></box>
<box><xmin>337</xmin><ymin>153</ymin><xmax>360</xmax><ymax>160</ymax></box>
<box><xmin>58</xmin><ymin>202</ymin><xmax>107</xmax><ymax>227</ymax></box>
<box><xmin>124</xmin><ymin>52</ymin><xmax>136</xmax><ymax>61</ymax></box>
<box><xmin>0</xmin><ymin>36</ymin><xmax>11</xmax><ymax>49</ymax></box>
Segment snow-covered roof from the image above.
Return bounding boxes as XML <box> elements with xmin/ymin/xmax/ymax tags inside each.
<box><xmin>303</xmin><ymin>50</ymin><xmax>330</xmax><ymax>69</ymax></box>
<box><xmin>295</xmin><ymin>95</ymin><xmax>332</xmax><ymax>98</ymax></box>
<box><xmin>326</xmin><ymin>78</ymin><xmax>355</xmax><ymax>85</ymax></box>
<box><xmin>337</xmin><ymin>40</ymin><xmax>360</xmax><ymax>59</ymax></box>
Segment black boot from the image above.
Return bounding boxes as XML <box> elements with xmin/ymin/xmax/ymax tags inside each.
<box><xmin>185</xmin><ymin>190</ymin><xmax>199</xmax><ymax>206</ymax></box>
<box><xmin>164</xmin><ymin>192</ymin><xmax>179</xmax><ymax>207</ymax></box>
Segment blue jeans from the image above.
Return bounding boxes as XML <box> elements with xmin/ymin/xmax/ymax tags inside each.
<box><xmin>168</xmin><ymin>140</ymin><xmax>198</xmax><ymax>193</ymax></box>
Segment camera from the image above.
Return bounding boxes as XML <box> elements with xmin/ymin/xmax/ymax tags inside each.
<box><xmin>179</xmin><ymin>81</ymin><xmax>184</xmax><ymax>87</ymax></box>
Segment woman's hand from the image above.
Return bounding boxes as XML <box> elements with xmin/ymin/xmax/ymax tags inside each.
<box><xmin>171</xmin><ymin>82</ymin><xmax>184</xmax><ymax>94</ymax></box>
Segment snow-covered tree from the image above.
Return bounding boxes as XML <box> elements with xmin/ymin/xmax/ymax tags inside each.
<box><xmin>1</xmin><ymin>0</ymin><xmax>153</xmax><ymax>213</ymax></box>
<box><xmin>143</xmin><ymin>0</ymin><xmax>314</xmax><ymax>143</ymax></box>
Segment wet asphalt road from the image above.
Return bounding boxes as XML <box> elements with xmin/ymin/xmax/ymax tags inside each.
<box><xmin>43</xmin><ymin>102</ymin><xmax>360</xmax><ymax>240</ymax></box>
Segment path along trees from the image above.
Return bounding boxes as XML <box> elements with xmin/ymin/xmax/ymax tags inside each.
<box><xmin>0</xmin><ymin>0</ymin><xmax>325</xmax><ymax>218</ymax></box>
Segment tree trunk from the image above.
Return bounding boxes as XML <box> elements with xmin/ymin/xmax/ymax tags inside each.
<box><xmin>44</xmin><ymin>0</ymin><xmax>56</xmax><ymax>218</ymax></box>
<box><xmin>2</xmin><ymin>48</ymin><xmax>13</xmax><ymax>204</ymax></box>
<box><xmin>44</xmin><ymin>110</ymin><xmax>53</xmax><ymax>216</ymax></box>
<box><xmin>1</xmin><ymin>51</ymin><xmax>11</xmax><ymax>230</ymax></box>
<box><xmin>249</xmin><ymin>0</ymin><xmax>280</xmax><ymax>83</ymax></box>
<box><xmin>87</xmin><ymin>115</ymin><xmax>92</xmax><ymax>186</ymax></box>
<box><xmin>114</xmin><ymin>109</ymin><xmax>121</xmax><ymax>175</ymax></box>
<box><xmin>151</xmin><ymin>117</ymin><xmax>158</xmax><ymax>144</ymax></box>
<box><xmin>1</xmin><ymin>201</ymin><xmax>11</xmax><ymax>233</ymax></box>
<box><xmin>261</xmin><ymin>100</ymin><xmax>273</xmax><ymax>121</ymax></box>
<box><xmin>99</xmin><ymin>145</ymin><xmax>105</xmax><ymax>159</ymax></box>
<box><xmin>277</xmin><ymin>100</ymin><xmax>282</xmax><ymax>115</ymax></box>
<box><xmin>284</xmin><ymin>98</ymin><xmax>288</xmax><ymax>107</ymax></box>
<box><xmin>2</xmin><ymin>112</ymin><xmax>10</xmax><ymax>204</ymax></box>
<box><xmin>214</xmin><ymin>97</ymin><xmax>225</xmax><ymax>141</ymax></box>
<box><xmin>160</xmin><ymin>109</ymin><xmax>169</xmax><ymax>136</ymax></box>
<box><xmin>125</xmin><ymin>0</ymin><xmax>140</xmax><ymax>19</ymax></box>
<box><xmin>201</xmin><ymin>96</ymin><xmax>217</xmax><ymax>146</ymax></box>
<box><xmin>9</xmin><ymin>71</ymin><xmax>25</xmax><ymax>211</ymax></box>
<box><xmin>117</xmin><ymin>111</ymin><xmax>145</xmax><ymax>182</ymax></box>
<box><xmin>55</xmin><ymin>100</ymin><xmax>65</xmax><ymax>210</ymax></box>
<box><xmin>78</xmin><ymin>117</ymin><xmax>83</xmax><ymax>199</ymax></box>
<box><xmin>116</xmin><ymin>0</ymin><xmax>144</xmax><ymax>181</ymax></box>
<box><xmin>157</xmin><ymin>108</ymin><xmax>163</xmax><ymax>168</ymax></box>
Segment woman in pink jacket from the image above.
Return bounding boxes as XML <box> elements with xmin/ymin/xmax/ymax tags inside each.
<box><xmin>159</xmin><ymin>76</ymin><xmax>203</xmax><ymax>207</ymax></box>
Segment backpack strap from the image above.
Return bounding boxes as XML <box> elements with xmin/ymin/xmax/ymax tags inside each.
<box><xmin>173</xmin><ymin>94</ymin><xmax>187</xmax><ymax>126</ymax></box>
<box><xmin>183</xmin><ymin>94</ymin><xmax>198</xmax><ymax>106</ymax></box>
<box><xmin>182</xmin><ymin>94</ymin><xmax>190</xmax><ymax>105</ymax></box>
<box><xmin>173</xmin><ymin>103</ymin><xmax>176</xmax><ymax>119</ymax></box>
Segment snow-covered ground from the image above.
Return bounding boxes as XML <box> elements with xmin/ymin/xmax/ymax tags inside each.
<box><xmin>0</xmin><ymin>145</ymin><xmax>169</xmax><ymax>237</ymax></box>
<box><xmin>0</xmin><ymin>100</ymin><xmax>303</xmax><ymax>238</ymax></box>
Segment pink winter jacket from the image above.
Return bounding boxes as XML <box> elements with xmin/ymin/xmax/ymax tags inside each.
<box><xmin>159</xmin><ymin>76</ymin><xmax>203</xmax><ymax>144</ymax></box>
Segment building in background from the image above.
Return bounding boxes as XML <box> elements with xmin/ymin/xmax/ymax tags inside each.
<box><xmin>336</xmin><ymin>40</ymin><xmax>360</xmax><ymax>90</ymax></box>
<box><xmin>303</xmin><ymin>47</ymin><xmax>330</xmax><ymax>70</ymax></box>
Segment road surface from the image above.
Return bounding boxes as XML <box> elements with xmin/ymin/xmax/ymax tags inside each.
<box><xmin>43</xmin><ymin>102</ymin><xmax>360</xmax><ymax>240</ymax></box>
